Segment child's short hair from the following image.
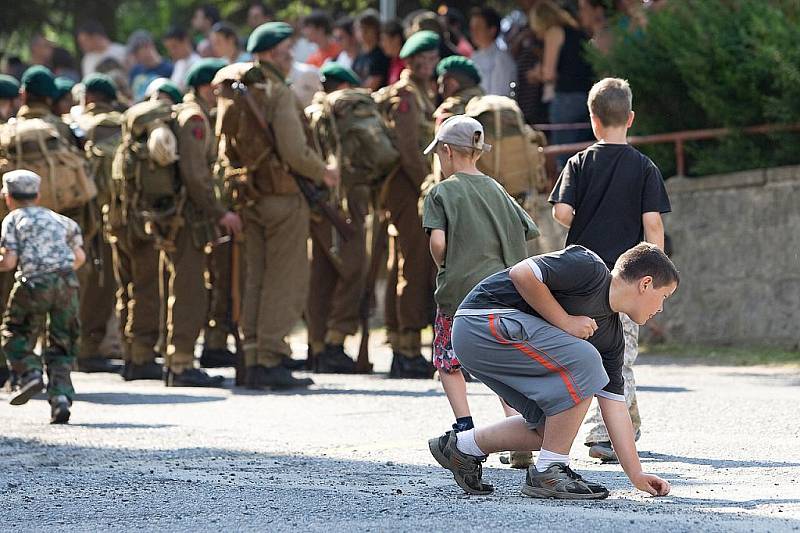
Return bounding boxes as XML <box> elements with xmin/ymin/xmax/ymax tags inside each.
<box><xmin>9</xmin><ymin>192</ymin><xmax>37</xmax><ymax>201</ymax></box>
<box><xmin>614</xmin><ymin>243</ymin><xmax>679</xmax><ymax>288</ymax></box>
<box><xmin>588</xmin><ymin>77</ymin><xmax>632</xmax><ymax>127</ymax></box>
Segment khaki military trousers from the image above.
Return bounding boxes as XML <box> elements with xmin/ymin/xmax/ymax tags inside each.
<box><xmin>160</xmin><ymin>224</ymin><xmax>209</xmax><ymax>372</ymax></box>
<box><xmin>0</xmin><ymin>270</ymin><xmax>14</xmax><ymax>370</ymax></box>
<box><xmin>109</xmin><ymin>230</ymin><xmax>161</xmax><ymax>364</ymax></box>
<box><xmin>382</xmin><ymin>171</ymin><xmax>435</xmax><ymax>355</ymax></box>
<box><xmin>76</xmin><ymin>238</ymin><xmax>117</xmax><ymax>358</ymax></box>
<box><xmin>306</xmin><ymin>186</ymin><xmax>369</xmax><ymax>353</ymax></box>
<box><xmin>242</xmin><ymin>194</ymin><xmax>309</xmax><ymax>368</ymax></box>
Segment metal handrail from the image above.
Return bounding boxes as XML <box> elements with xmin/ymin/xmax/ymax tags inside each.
<box><xmin>541</xmin><ymin>122</ymin><xmax>800</xmax><ymax>177</ymax></box>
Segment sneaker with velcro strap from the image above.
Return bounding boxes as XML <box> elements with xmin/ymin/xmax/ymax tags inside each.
<box><xmin>428</xmin><ymin>430</ymin><xmax>494</xmax><ymax>495</ymax></box>
<box><xmin>522</xmin><ymin>463</ymin><xmax>609</xmax><ymax>500</ymax></box>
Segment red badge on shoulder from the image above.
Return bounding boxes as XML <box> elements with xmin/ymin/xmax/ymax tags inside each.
<box><xmin>397</xmin><ymin>95</ymin><xmax>410</xmax><ymax>113</ymax></box>
<box><xmin>190</xmin><ymin>116</ymin><xmax>205</xmax><ymax>140</ymax></box>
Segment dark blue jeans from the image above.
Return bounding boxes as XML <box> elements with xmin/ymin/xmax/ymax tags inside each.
<box><xmin>549</xmin><ymin>91</ymin><xmax>592</xmax><ymax>169</ymax></box>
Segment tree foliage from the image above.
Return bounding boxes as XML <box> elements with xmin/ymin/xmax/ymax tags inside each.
<box><xmin>589</xmin><ymin>0</ymin><xmax>800</xmax><ymax>176</ymax></box>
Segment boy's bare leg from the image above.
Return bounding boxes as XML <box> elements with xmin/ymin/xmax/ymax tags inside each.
<box><xmin>440</xmin><ymin>369</ymin><xmax>470</xmax><ymax>419</ymax></box>
<box><xmin>475</xmin><ymin>398</ymin><xmax>593</xmax><ymax>455</ymax></box>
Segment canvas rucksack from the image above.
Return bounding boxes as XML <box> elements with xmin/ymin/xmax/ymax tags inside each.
<box><xmin>464</xmin><ymin>95</ymin><xmax>548</xmax><ymax>198</ymax></box>
<box><xmin>111</xmin><ymin>99</ymin><xmax>185</xmax><ymax>247</ymax></box>
<box><xmin>307</xmin><ymin>88</ymin><xmax>399</xmax><ymax>189</ymax></box>
<box><xmin>81</xmin><ymin>110</ymin><xmax>123</xmax><ymax>210</ymax></box>
<box><xmin>0</xmin><ymin>117</ymin><xmax>97</xmax><ymax>213</ymax></box>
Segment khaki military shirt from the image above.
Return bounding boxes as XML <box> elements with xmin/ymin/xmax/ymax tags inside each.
<box><xmin>387</xmin><ymin>69</ymin><xmax>435</xmax><ymax>189</ymax></box>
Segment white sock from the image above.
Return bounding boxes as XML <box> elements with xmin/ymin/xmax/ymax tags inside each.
<box><xmin>455</xmin><ymin>428</ymin><xmax>485</xmax><ymax>457</ymax></box>
<box><xmin>535</xmin><ymin>449</ymin><xmax>570</xmax><ymax>472</ymax></box>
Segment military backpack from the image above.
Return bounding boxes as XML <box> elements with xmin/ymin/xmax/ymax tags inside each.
<box><xmin>111</xmin><ymin>99</ymin><xmax>185</xmax><ymax>247</ymax></box>
<box><xmin>464</xmin><ymin>95</ymin><xmax>548</xmax><ymax>198</ymax></box>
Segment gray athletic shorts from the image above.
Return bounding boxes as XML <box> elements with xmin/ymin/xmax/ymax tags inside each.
<box><xmin>452</xmin><ymin>310</ymin><xmax>610</xmax><ymax>429</ymax></box>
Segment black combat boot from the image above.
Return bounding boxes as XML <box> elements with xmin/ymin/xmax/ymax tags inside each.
<box><xmin>76</xmin><ymin>357</ymin><xmax>122</xmax><ymax>373</ymax></box>
<box><xmin>165</xmin><ymin>368</ymin><xmax>225</xmax><ymax>388</ymax></box>
<box><xmin>245</xmin><ymin>365</ymin><xmax>314</xmax><ymax>390</ymax></box>
<box><xmin>49</xmin><ymin>395</ymin><xmax>71</xmax><ymax>424</ymax></box>
<box><xmin>281</xmin><ymin>355</ymin><xmax>307</xmax><ymax>371</ymax></box>
<box><xmin>199</xmin><ymin>347</ymin><xmax>236</xmax><ymax>368</ymax></box>
<box><xmin>10</xmin><ymin>369</ymin><xmax>45</xmax><ymax>405</ymax></box>
<box><xmin>389</xmin><ymin>352</ymin><xmax>435</xmax><ymax>379</ymax></box>
<box><xmin>314</xmin><ymin>344</ymin><xmax>357</xmax><ymax>374</ymax></box>
<box><xmin>121</xmin><ymin>361</ymin><xmax>163</xmax><ymax>381</ymax></box>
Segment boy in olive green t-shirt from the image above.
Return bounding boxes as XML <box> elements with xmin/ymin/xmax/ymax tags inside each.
<box><xmin>422</xmin><ymin>115</ymin><xmax>539</xmax><ymax>449</ymax></box>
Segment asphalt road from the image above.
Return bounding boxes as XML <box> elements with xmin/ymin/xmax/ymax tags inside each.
<box><xmin>1</xmin><ymin>338</ymin><xmax>799</xmax><ymax>532</ymax></box>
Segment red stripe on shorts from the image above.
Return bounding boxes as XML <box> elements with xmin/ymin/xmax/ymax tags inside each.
<box><xmin>488</xmin><ymin>313</ymin><xmax>582</xmax><ymax>405</ymax></box>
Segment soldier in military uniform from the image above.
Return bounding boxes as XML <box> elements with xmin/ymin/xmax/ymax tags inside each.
<box><xmin>217</xmin><ymin>22</ymin><xmax>339</xmax><ymax>389</ymax></box>
<box><xmin>376</xmin><ymin>31</ymin><xmax>439</xmax><ymax>378</ymax></box>
<box><xmin>149</xmin><ymin>80</ymin><xmax>242</xmax><ymax>387</ymax></box>
<box><xmin>304</xmin><ymin>62</ymin><xmax>373</xmax><ymax>373</ymax></box>
<box><xmin>1</xmin><ymin>170</ymin><xmax>84</xmax><ymax>424</ymax></box>
<box><xmin>72</xmin><ymin>74</ymin><xmax>124</xmax><ymax>374</ymax></box>
<box><xmin>183</xmin><ymin>58</ymin><xmax>241</xmax><ymax>369</ymax></box>
<box><xmin>0</xmin><ymin>74</ymin><xmax>19</xmax><ymax>387</ymax></box>
<box><xmin>434</xmin><ymin>56</ymin><xmax>485</xmax><ymax>126</ymax></box>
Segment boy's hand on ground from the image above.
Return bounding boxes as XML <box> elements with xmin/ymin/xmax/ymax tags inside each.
<box><xmin>632</xmin><ymin>472</ymin><xmax>671</xmax><ymax>496</ymax></box>
<box><xmin>561</xmin><ymin>315</ymin><xmax>598</xmax><ymax>339</ymax></box>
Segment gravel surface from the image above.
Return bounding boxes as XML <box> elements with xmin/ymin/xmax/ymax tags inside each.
<box><xmin>1</xmin><ymin>339</ymin><xmax>799</xmax><ymax>532</ymax></box>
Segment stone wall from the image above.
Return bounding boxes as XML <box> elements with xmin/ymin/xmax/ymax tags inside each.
<box><xmin>660</xmin><ymin>165</ymin><xmax>800</xmax><ymax>349</ymax></box>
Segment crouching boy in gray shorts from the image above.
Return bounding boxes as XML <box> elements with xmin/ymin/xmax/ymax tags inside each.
<box><xmin>428</xmin><ymin>243</ymin><xmax>678</xmax><ymax>499</ymax></box>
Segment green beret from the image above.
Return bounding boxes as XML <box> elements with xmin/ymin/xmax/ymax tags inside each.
<box><xmin>319</xmin><ymin>62</ymin><xmax>361</xmax><ymax>87</ymax></box>
<box><xmin>436</xmin><ymin>56</ymin><xmax>481</xmax><ymax>85</ymax></box>
<box><xmin>53</xmin><ymin>77</ymin><xmax>76</xmax><ymax>102</ymax></box>
<box><xmin>21</xmin><ymin>65</ymin><xmax>56</xmax><ymax>99</ymax></box>
<box><xmin>83</xmin><ymin>73</ymin><xmax>118</xmax><ymax>100</ymax></box>
<box><xmin>247</xmin><ymin>22</ymin><xmax>294</xmax><ymax>54</ymax></box>
<box><xmin>0</xmin><ymin>74</ymin><xmax>20</xmax><ymax>99</ymax></box>
<box><xmin>185</xmin><ymin>58</ymin><xmax>228</xmax><ymax>88</ymax></box>
<box><xmin>399</xmin><ymin>30</ymin><xmax>440</xmax><ymax>60</ymax></box>
<box><xmin>157</xmin><ymin>81</ymin><xmax>183</xmax><ymax>104</ymax></box>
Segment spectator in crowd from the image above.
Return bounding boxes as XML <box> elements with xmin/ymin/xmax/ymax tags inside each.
<box><xmin>579</xmin><ymin>1</ymin><xmax>608</xmax><ymax>46</ymax></box>
<box><xmin>530</xmin><ymin>0</ymin><xmax>594</xmax><ymax>165</ymax></box>
<box><xmin>353</xmin><ymin>10</ymin><xmax>389</xmax><ymax>91</ymax></box>
<box><xmin>439</xmin><ymin>6</ymin><xmax>474</xmax><ymax>57</ymax></box>
<box><xmin>247</xmin><ymin>2</ymin><xmax>274</xmax><ymax>30</ymax></box>
<box><xmin>192</xmin><ymin>4</ymin><xmax>221</xmax><ymax>57</ymax></box>
<box><xmin>163</xmin><ymin>26</ymin><xmax>200</xmax><ymax>91</ymax></box>
<box><xmin>29</xmin><ymin>35</ymin><xmax>54</xmax><ymax>67</ymax></box>
<box><xmin>2</xmin><ymin>57</ymin><xmax>28</xmax><ymax>80</ymax></box>
<box><xmin>333</xmin><ymin>16</ymin><xmax>359</xmax><ymax>69</ymax></box>
<box><xmin>381</xmin><ymin>19</ymin><xmax>406</xmax><ymax>85</ymax></box>
<box><xmin>0</xmin><ymin>75</ymin><xmax>20</xmax><ymax>121</ymax></box>
<box><xmin>210</xmin><ymin>22</ymin><xmax>251</xmax><ymax>64</ymax></box>
<box><xmin>94</xmin><ymin>56</ymin><xmax>131</xmax><ymax>105</ymax></box>
<box><xmin>408</xmin><ymin>11</ymin><xmax>459</xmax><ymax>59</ymax></box>
<box><xmin>127</xmin><ymin>30</ymin><xmax>173</xmax><ymax>102</ymax></box>
<box><xmin>505</xmin><ymin>0</ymin><xmax>547</xmax><ymax>124</ymax></box>
<box><xmin>289</xmin><ymin>61</ymin><xmax>323</xmax><ymax>108</ymax></box>
<box><xmin>303</xmin><ymin>11</ymin><xmax>342</xmax><ymax>67</ymax></box>
<box><xmin>470</xmin><ymin>7</ymin><xmax>517</xmax><ymax>97</ymax></box>
<box><xmin>51</xmin><ymin>48</ymin><xmax>80</xmax><ymax>82</ymax></box>
<box><xmin>76</xmin><ymin>20</ymin><xmax>127</xmax><ymax>76</ymax></box>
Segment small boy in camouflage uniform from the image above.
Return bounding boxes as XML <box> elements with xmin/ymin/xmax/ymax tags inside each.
<box><xmin>0</xmin><ymin>170</ymin><xmax>85</xmax><ymax>423</ymax></box>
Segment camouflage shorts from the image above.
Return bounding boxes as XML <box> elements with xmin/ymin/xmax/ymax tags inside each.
<box><xmin>1</xmin><ymin>271</ymin><xmax>80</xmax><ymax>399</ymax></box>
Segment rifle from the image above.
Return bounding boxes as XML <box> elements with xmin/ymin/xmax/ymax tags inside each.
<box><xmin>356</xmin><ymin>204</ymin><xmax>389</xmax><ymax>373</ymax></box>
<box><xmin>227</xmin><ymin>80</ymin><xmax>355</xmax><ymax>242</ymax></box>
<box><xmin>219</xmin><ymin>233</ymin><xmax>247</xmax><ymax>387</ymax></box>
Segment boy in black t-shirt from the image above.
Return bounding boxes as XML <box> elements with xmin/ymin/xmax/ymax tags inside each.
<box><xmin>549</xmin><ymin>77</ymin><xmax>672</xmax><ymax>462</ymax></box>
<box><xmin>427</xmin><ymin>243</ymin><xmax>678</xmax><ymax>499</ymax></box>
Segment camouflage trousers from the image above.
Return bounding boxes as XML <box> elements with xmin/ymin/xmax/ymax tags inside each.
<box><xmin>1</xmin><ymin>271</ymin><xmax>80</xmax><ymax>400</ymax></box>
<box><xmin>583</xmin><ymin>312</ymin><xmax>641</xmax><ymax>444</ymax></box>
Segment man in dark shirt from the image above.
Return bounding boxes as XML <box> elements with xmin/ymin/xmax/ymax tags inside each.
<box><xmin>353</xmin><ymin>10</ymin><xmax>389</xmax><ymax>91</ymax></box>
<box><xmin>427</xmin><ymin>243</ymin><xmax>678</xmax><ymax>500</ymax></box>
<box><xmin>549</xmin><ymin>77</ymin><xmax>671</xmax><ymax>462</ymax></box>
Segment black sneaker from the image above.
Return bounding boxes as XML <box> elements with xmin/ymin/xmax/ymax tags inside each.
<box><xmin>245</xmin><ymin>365</ymin><xmax>314</xmax><ymax>390</ymax></box>
<box><xmin>427</xmin><ymin>430</ymin><xmax>494</xmax><ymax>495</ymax></box>
<box><xmin>10</xmin><ymin>369</ymin><xmax>45</xmax><ymax>406</ymax></box>
<box><xmin>75</xmin><ymin>357</ymin><xmax>123</xmax><ymax>373</ymax></box>
<box><xmin>49</xmin><ymin>395</ymin><xmax>71</xmax><ymax>424</ymax></box>
<box><xmin>522</xmin><ymin>464</ymin><xmax>609</xmax><ymax>500</ymax></box>
<box><xmin>199</xmin><ymin>348</ymin><xmax>236</xmax><ymax>368</ymax></box>
<box><xmin>315</xmin><ymin>344</ymin><xmax>357</xmax><ymax>374</ymax></box>
<box><xmin>165</xmin><ymin>368</ymin><xmax>225</xmax><ymax>388</ymax></box>
<box><xmin>121</xmin><ymin>361</ymin><xmax>163</xmax><ymax>381</ymax></box>
<box><xmin>389</xmin><ymin>352</ymin><xmax>434</xmax><ymax>379</ymax></box>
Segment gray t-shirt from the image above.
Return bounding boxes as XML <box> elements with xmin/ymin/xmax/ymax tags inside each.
<box><xmin>1</xmin><ymin>206</ymin><xmax>83</xmax><ymax>280</ymax></box>
<box><xmin>458</xmin><ymin>245</ymin><xmax>624</xmax><ymax>396</ymax></box>
<box><xmin>422</xmin><ymin>172</ymin><xmax>539</xmax><ymax>316</ymax></box>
